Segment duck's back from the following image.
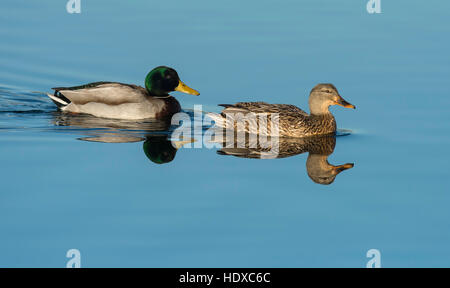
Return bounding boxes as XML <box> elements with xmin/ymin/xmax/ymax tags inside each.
<box><xmin>220</xmin><ymin>102</ymin><xmax>308</xmax><ymax>116</ymax></box>
<box><xmin>216</xmin><ymin>102</ymin><xmax>310</xmax><ymax>137</ymax></box>
<box><xmin>52</xmin><ymin>82</ymin><xmax>148</xmax><ymax>106</ymax></box>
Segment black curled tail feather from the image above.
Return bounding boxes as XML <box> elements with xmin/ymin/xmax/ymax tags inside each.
<box><xmin>50</xmin><ymin>88</ymin><xmax>71</xmax><ymax>108</ymax></box>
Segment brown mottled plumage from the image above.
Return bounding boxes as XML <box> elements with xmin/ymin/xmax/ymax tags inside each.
<box><xmin>209</xmin><ymin>84</ymin><xmax>355</xmax><ymax>138</ymax></box>
<box><xmin>216</xmin><ymin>134</ymin><xmax>354</xmax><ymax>185</ymax></box>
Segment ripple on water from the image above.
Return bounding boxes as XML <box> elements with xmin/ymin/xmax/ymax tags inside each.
<box><xmin>0</xmin><ymin>86</ymin><xmax>53</xmax><ymax>112</ymax></box>
<box><xmin>0</xmin><ymin>87</ymin><xmax>199</xmax><ymax>140</ymax></box>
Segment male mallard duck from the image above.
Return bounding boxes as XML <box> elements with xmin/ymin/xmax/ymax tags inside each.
<box><xmin>208</xmin><ymin>84</ymin><xmax>355</xmax><ymax>137</ymax></box>
<box><xmin>47</xmin><ymin>66</ymin><xmax>199</xmax><ymax>120</ymax></box>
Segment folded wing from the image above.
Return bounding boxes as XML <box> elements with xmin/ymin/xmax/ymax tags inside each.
<box><xmin>52</xmin><ymin>82</ymin><xmax>148</xmax><ymax>106</ymax></box>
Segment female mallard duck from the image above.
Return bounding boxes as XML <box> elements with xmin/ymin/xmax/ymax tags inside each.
<box><xmin>208</xmin><ymin>84</ymin><xmax>355</xmax><ymax>137</ymax></box>
<box><xmin>47</xmin><ymin>66</ymin><xmax>199</xmax><ymax>120</ymax></box>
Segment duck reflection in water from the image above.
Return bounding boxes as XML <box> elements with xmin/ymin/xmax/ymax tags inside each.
<box><xmin>52</xmin><ymin>112</ymin><xmax>192</xmax><ymax>164</ymax></box>
<box><xmin>52</xmin><ymin>113</ymin><xmax>354</xmax><ymax>182</ymax></box>
<box><xmin>215</xmin><ymin>133</ymin><xmax>354</xmax><ymax>185</ymax></box>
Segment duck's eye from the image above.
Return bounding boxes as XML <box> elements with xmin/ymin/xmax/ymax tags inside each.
<box><xmin>324</xmin><ymin>90</ymin><xmax>332</xmax><ymax>93</ymax></box>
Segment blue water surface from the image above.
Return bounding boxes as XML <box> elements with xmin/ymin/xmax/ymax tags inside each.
<box><xmin>0</xmin><ymin>0</ymin><xmax>449</xmax><ymax>267</ymax></box>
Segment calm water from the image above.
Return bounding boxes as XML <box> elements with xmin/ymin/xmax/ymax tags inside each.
<box><xmin>0</xmin><ymin>0</ymin><xmax>449</xmax><ymax>267</ymax></box>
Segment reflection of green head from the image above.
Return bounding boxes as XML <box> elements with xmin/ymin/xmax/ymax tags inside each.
<box><xmin>143</xmin><ymin>137</ymin><xmax>177</xmax><ymax>164</ymax></box>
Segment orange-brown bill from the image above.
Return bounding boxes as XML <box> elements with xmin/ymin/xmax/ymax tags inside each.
<box><xmin>336</xmin><ymin>96</ymin><xmax>356</xmax><ymax>109</ymax></box>
<box><xmin>333</xmin><ymin>163</ymin><xmax>355</xmax><ymax>174</ymax></box>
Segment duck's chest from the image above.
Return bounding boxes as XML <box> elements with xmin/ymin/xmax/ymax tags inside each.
<box><xmin>287</xmin><ymin>114</ymin><xmax>336</xmax><ymax>137</ymax></box>
<box><xmin>127</xmin><ymin>96</ymin><xmax>181</xmax><ymax>119</ymax></box>
<box><xmin>306</xmin><ymin>115</ymin><xmax>336</xmax><ymax>135</ymax></box>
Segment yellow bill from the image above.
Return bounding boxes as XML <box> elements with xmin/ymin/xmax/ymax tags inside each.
<box><xmin>172</xmin><ymin>138</ymin><xmax>196</xmax><ymax>149</ymax></box>
<box><xmin>175</xmin><ymin>80</ymin><xmax>200</xmax><ymax>96</ymax></box>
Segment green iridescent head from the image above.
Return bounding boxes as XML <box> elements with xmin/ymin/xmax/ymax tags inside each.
<box><xmin>144</xmin><ymin>66</ymin><xmax>200</xmax><ymax>97</ymax></box>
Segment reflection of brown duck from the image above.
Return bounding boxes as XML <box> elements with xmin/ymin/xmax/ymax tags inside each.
<box><xmin>217</xmin><ymin>135</ymin><xmax>354</xmax><ymax>185</ymax></box>
<box><xmin>51</xmin><ymin>113</ymin><xmax>191</xmax><ymax>164</ymax></box>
